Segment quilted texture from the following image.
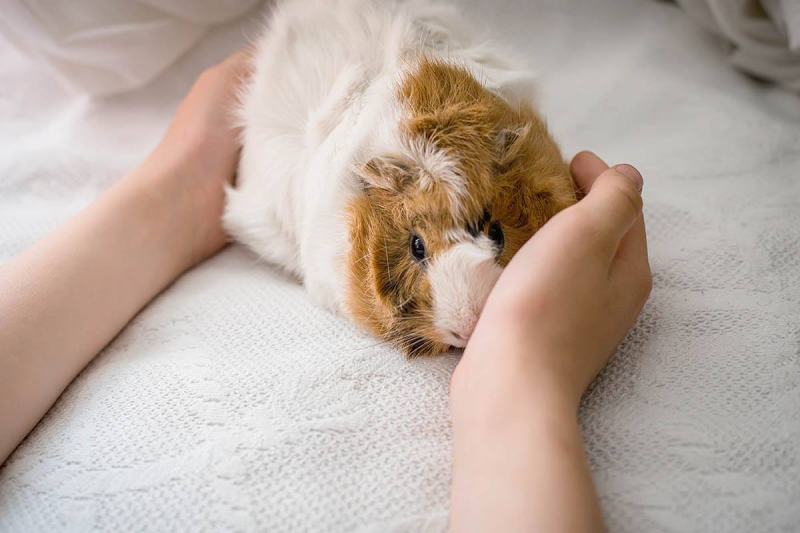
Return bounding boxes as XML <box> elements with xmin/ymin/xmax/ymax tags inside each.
<box><xmin>1</xmin><ymin>0</ymin><xmax>799</xmax><ymax>531</ymax></box>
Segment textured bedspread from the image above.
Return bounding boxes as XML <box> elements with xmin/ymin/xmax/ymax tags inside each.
<box><xmin>1</xmin><ymin>1</ymin><xmax>799</xmax><ymax>531</ymax></box>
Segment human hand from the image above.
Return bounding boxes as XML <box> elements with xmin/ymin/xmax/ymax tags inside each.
<box><xmin>451</xmin><ymin>150</ymin><xmax>651</xmax><ymax>417</ymax></box>
<box><xmin>447</xmin><ymin>151</ymin><xmax>650</xmax><ymax>533</ymax></box>
<box><xmin>0</xmin><ymin>49</ymin><xmax>253</xmax><ymax>465</ymax></box>
<box><xmin>138</xmin><ymin>49</ymin><xmax>251</xmax><ymax>269</ymax></box>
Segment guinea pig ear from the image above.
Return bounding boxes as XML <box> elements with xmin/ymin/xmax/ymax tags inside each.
<box><xmin>495</xmin><ymin>124</ymin><xmax>531</xmax><ymax>166</ymax></box>
<box><xmin>354</xmin><ymin>155</ymin><xmax>413</xmax><ymax>193</ymax></box>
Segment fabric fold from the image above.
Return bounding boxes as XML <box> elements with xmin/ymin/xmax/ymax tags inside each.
<box><xmin>675</xmin><ymin>0</ymin><xmax>800</xmax><ymax>92</ymax></box>
<box><xmin>0</xmin><ymin>0</ymin><xmax>262</xmax><ymax>95</ymax></box>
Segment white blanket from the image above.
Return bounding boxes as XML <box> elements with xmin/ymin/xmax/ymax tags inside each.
<box><xmin>1</xmin><ymin>1</ymin><xmax>799</xmax><ymax>531</ymax></box>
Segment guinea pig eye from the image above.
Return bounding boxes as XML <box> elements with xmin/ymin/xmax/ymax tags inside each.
<box><xmin>488</xmin><ymin>221</ymin><xmax>504</xmax><ymax>251</ymax></box>
<box><xmin>410</xmin><ymin>234</ymin><xmax>426</xmax><ymax>262</ymax></box>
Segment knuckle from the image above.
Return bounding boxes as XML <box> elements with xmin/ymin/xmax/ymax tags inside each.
<box><xmin>198</xmin><ymin>66</ymin><xmax>215</xmax><ymax>81</ymax></box>
<box><xmin>197</xmin><ymin>65</ymin><xmax>223</xmax><ymax>85</ymax></box>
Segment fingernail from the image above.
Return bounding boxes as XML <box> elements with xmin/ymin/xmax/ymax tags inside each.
<box><xmin>613</xmin><ymin>164</ymin><xmax>643</xmax><ymax>192</ymax></box>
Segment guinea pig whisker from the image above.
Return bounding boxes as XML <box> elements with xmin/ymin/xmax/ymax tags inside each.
<box><xmin>382</xmin><ymin>236</ymin><xmax>392</xmax><ymax>280</ymax></box>
<box><xmin>352</xmin><ymin>252</ymin><xmax>370</xmax><ymax>265</ymax></box>
<box><xmin>393</xmin><ymin>309</ymin><xmax>434</xmax><ymax>321</ymax></box>
<box><xmin>393</xmin><ymin>294</ymin><xmax>415</xmax><ymax>312</ymax></box>
<box><xmin>389</xmin><ymin>329</ymin><xmax>436</xmax><ymax>353</ymax></box>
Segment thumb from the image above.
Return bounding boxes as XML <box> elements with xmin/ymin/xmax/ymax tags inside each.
<box><xmin>577</xmin><ymin>164</ymin><xmax>644</xmax><ymax>251</ymax></box>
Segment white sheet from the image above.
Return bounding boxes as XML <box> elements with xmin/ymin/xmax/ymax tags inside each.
<box><xmin>1</xmin><ymin>1</ymin><xmax>799</xmax><ymax>531</ymax></box>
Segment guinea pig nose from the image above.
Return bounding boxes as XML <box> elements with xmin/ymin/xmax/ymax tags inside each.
<box><xmin>449</xmin><ymin>330</ymin><xmax>468</xmax><ymax>343</ymax></box>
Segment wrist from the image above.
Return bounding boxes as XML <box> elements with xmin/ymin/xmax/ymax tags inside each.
<box><xmin>118</xmin><ymin>159</ymin><xmax>200</xmax><ymax>275</ymax></box>
<box><xmin>451</xmin><ymin>330</ymin><xmax>580</xmax><ymax>439</ymax></box>
<box><xmin>132</xmin><ymin>145</ymin><xmax>228</xmax><ymax>271</ymax></box>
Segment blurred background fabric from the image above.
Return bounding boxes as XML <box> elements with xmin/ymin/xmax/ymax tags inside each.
<box><xmin>0</xmin><ymin>0</ymin><xmax>262</xmax><ymax>94</ymax></box>
<box><xmin>674</xmin><ymin>0</ymin><xmax>800</xmax><ymax>92</ymax></box>
<box><xmin>2</xmin><ymin>0</ymin><xmax>800</xmax><ymax>95</ymax></box>
<box><xmin>0</xmin><ymin>1</ymin><xmax>799</xmax><ymax>532</ymax></box>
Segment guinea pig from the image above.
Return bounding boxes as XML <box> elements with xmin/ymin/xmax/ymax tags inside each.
<box><xmin>224</xmin><ymin>0</ymin><xmax>576</xmax><ymax>356</ymax></box>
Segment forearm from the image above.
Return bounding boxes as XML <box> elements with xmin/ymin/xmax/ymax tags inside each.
<box><xmin>0</xmin><ymin>162</ymin><xmax>194</xmax><ymax>464</ymax></box>
<box><xmin>449</xmin><ymin>345</ymin><xmax>605</xmax><ymax>533</ymax></box>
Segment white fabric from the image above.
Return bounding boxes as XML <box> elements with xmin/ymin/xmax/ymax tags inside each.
<box><xmin>1</xmin><ymin>0</ymin><xmax>799</xmax><ymax>531</ymax></box>
<box><xmin>0</xmin><ymin>0</ymin><xmax>261</xmax><ymax>95</ymax></box>
<box><xmin>675</xmin><ymin>0</ymin><xmax>800</xmax><ymax>92</ymax></box>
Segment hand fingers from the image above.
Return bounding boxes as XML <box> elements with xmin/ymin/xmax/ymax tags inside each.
<box><xmin>200</xmin><ymin>48</ymin><xmax>252</xmax><ymax>90</ymax></box>
<box><xmin>569</xmin><ymin>150</ymin><xmax>609</xmax><ymax>195</ymax></box>
<box><xmin>613</xmin><ymin>212</ymin><xmax>651</xmax><ymax>289</ymax></box>
<box><xmin>576</xmin><ymin>164</ymin><xmax>644</xmax><ymax>256</ymax></box>
<box><xmin>222</xmin><ymin>48</ymin><xmax>254</xmax><ymax>75</ymax></box>
<box><xmin>611</xmin><ymin>205</ymin><xmax>652</xmax><ymax>298</ymax></box>
<box><xmin>615</xmin><ymin>210</ymin><xmax>648</xmax><ymax>259</ymax></box>
<box><xmin>571</xmin><ymin>151</ymin><xmax>651</xmax><ymax>302</ymax></box>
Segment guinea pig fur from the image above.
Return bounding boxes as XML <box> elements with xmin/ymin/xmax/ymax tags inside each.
<box><xmin>223</xmin><ymin>0</ymin><xmax>576</xmax><ymax>356</ymax></box>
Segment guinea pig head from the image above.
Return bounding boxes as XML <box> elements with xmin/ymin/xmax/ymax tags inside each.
<box><xmin>345</xmin><ymin>59</ymin><xmax>576</xmax><ymax>356</ymax></box>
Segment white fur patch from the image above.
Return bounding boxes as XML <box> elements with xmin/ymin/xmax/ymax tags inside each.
<box><xmin>405</xmin><ymin>137</ymin><xmax>463</xmax><ymax>192</ymax></box>
<box><xmin>402</xmin><ymin>136</ymin><xmax>467</xmax><ymax>215</ymax></box>
<box><xmin>428</xmin><ymin>239</ymin><xmax>503</xmax><ymax>347</ymax></box>
<box><xmin>443</xmin><ymin>228</ymin><xmax>472</xmax><ymax>244</ymax></box>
